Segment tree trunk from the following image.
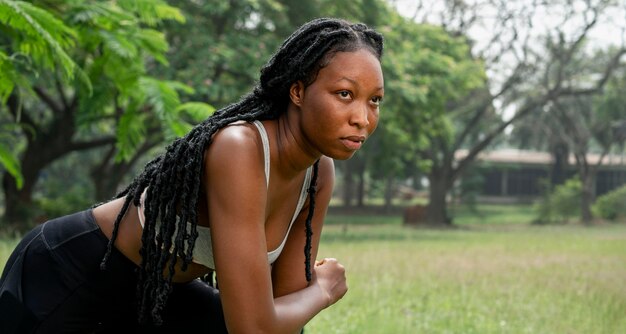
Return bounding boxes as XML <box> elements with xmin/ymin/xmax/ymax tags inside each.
<box><xmin>92</xmin><ymin>161</ymin><xmax>133</xmax><ymax>202</ymax></box>
<box><xmin>579</xmin><ymin>165</ymin><xmax>595</xmax><ymax>224</ymax></box>
<box><xmin>356</xmin><ymin>160</ymin><xmax>366</xmax><ymax>207</ymax></box>
<box><xmin>426</xmin><ymin>169</ymin><xmax>453</xmax><ymax>226</ymax></box>
<box><xmin>91</xmin><ymin>138</ymin><xmax>160</xmax><ymax>202</ymax></box>
<box><xmin>2</xmin><ymin>172</ymin><xmax>38</xmax><ymax>226</ymax></box>
<box><xmin>2</xmin><ymin>91</ymin><xmax>114</xmax><ymax>228</ymax></box>
<box><xmin>383</xmin><ymin>175</ymin><xmax>394</xmax><ymax>213</ymax></box>
<box><xmin>341</xmin><ymin>161</ymin><xmax>354</xmax><ymax>208</ymax></box>
<box><xmin>2</xmin><ymin>129</ymin><xmax>72</xmax><ymax>225</ymax></box>
<box><xmin>550</xmin><ymin>142</ymin><xmax>569</xmax><ymax>186</ymax></box>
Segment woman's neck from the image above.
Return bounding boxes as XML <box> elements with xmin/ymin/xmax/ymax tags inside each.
<box><xmin>273</xmin><ymin>108</ymin><xmax>321</xmax><ymax>177</ymax></box>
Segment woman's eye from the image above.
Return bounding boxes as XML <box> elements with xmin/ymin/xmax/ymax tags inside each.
<box><xmin>337</xmin><ymin>91</ymin><xmax>351</xmax><ymax>99</ymax></box>
<box><xmin>371</xmin><ymin>96</ymin><xmax>383</xmax><ymax>106</ymax></box>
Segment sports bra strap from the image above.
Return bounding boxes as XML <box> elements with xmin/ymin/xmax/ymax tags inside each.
<box><xmin>252</xmin><ymin>120</ymin><xmax>270</xmax><ymax>188</ymax></box>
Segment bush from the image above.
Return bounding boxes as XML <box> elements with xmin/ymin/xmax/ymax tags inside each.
<box><xmin>593</xmin><ymin>184</ymin><xmax>626</xmax><ymax>221</ymax></box>
<box><xmin>533</xmin><ymin>177</ymin><xmax>582</xmax><ymax>224</ymax></box>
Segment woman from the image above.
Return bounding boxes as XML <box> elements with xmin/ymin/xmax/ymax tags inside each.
<box><xmin>0</xmin><ymin>17</ymin><xmax>384</xmax><ymax>333</ymax></box>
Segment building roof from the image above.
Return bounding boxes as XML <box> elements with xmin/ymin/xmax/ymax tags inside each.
<box><xmin>455</xmin><ymin>148</ymin><xmax>626</xmax><ymax>167</ymax></box>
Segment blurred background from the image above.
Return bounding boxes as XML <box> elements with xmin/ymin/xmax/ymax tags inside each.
<box><xmin>1</xmin><ymin>0</ymin><xmax>626</xmax><ymax>332</ymax></box>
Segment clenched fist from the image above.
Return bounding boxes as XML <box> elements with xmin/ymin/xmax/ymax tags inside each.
<box><xmin>312</xmin><ymin>258</ymin><xmax>348</xmax><ymax>308</ymax></box>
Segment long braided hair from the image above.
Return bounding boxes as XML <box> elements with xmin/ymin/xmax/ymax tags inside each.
<box><xmin>99</xmin><ymin>17</ymin><xmax>383</xmax><ymax>324</ymax></box>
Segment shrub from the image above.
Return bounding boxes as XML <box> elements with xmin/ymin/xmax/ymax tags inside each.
<box><xmin>533</xmin><ymin>177</ymin><xmax>582</xmax><ymax>224</ymax></box>
<box><xmin>593</xmin><ymin>184</ymin><xmax>626</xmax><ymax>221</ymax></box>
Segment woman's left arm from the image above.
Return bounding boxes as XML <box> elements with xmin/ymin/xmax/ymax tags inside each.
<box><xmin>270</xmin><ymin>157</ymin><xmax>346</xmax><ymax>321</ymax></box>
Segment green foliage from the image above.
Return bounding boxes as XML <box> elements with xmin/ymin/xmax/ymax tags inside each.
<box><xmin>0</xmin><ymin>0</ymin><xmax>220</xmax><ymax>225</ymax></box>
<box><xmin>65</xmin><ymin>0</ymin><xmax>199</xmax><ymax>160</ymax></box>
<box><xmin>593</xmin><ymin>184</ymin><xmax>626</xmax><ymax>221</ymax></box>
<box><xmin>0</xmin><ymin>0</ymin><xmax>71</xmax><ymax>131</ymax></box>
<box><xmin>172</xmin><ymin>102</ymin><xmax>217</xmax><ymax>134</ymax></box>
<box><xmin>1</xmin><ymin>0</ymin><xmax>213</xmax><ymax>182</ymax></box>
<box><xmin>115</xmin><ymin>79</ymin><xmax>215</xmax><ymax>161</ymax></box>
<box><xmin>455</xmin><ymin>166</ymin><xmax>485</xmax><ymax>212</ymax></box>
<box><xmin>0</xmin><ymin>117</ymin><xmax>24</xmax><ymax>189</ymax></box>
<box><xmin>0</xmin><ymin>51</ymin><xmax>20</xmax><ymax>103</ymax></box>
<box><xmin>116</xmin><ymin>0</ymin><xmax>186</xmax><ymax>27</ymax></box>
<box><xmin>593</xmin><ymin>66</ymin><xmax>626</xmax><ymax>149</ymax></box>
<box><xmin>36</xmin><ymin>187</ymin><xmax>93</xmax><ymax>220</ymax></box>
<box><xmin>368</xmin><ymin>12</ymin><xmax>486</xmax><ymax>180</ymax></box>
<box><xmin>534</xmin><ymin>177</ymin><xmax>582</xmax><ymax>224</ymax></box>
<box><xmin>0</xmin><ymin>144</ymin><xmax>22</xmax><ymax>188</ymax></box>
<box><xmin>154</xmin><ymin>0</ymin><xmax>288</xmax><ymax>107</ymax></box>
<box><xmin>0</xmin><ymin>0</ymin><xmax>77</xmax><ymax>83</ymax></box>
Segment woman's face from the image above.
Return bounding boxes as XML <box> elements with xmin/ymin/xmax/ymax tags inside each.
<box><xmin>294</xmin><ymin>48</ymin><xmax>384</xmax><ymax>160</ymax></box>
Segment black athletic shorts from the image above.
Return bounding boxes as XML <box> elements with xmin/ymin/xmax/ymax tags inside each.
<box><xmin>0</xmin><ymin>209</ymin><xmax>227</xmax><ymax>333</ymax></box>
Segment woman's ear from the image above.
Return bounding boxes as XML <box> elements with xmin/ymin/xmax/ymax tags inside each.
<box><xmin>289</xmin><ymin>81</ymin><xmax>305</xmax><ymax>107</ymax></box>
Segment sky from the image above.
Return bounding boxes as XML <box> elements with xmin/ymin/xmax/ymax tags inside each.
<box><xmin>390</xmin><ymin>0</ymin><xmax>625</xmax><ymax>59</ymax></box>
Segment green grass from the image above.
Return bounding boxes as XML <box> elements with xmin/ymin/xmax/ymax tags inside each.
<box><xmin>1</xmin><ymin>204</ymin><xmax>625</xmax><ymax>333</ymax></box>
<box><xmin>308</xmin><ymin>222</ymin><xmax>626</xmax><ymax>333</ymax></box>
<box><xmin>325</xmin><ymin>213</ymin><xmax>404</xmax><ymax>226</ymax></box>
<box><xmin>325</xmin><ymin>202</ymin><xmax>537</xmax><ymax>226</ymax></box>
<box><xmin>449</xmin><ymin>203</ymin><xmax>537</xmax><ymax>225</ymax></box>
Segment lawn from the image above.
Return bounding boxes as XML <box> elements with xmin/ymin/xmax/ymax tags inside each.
<box><xmin>1</xmin><ymin>205</ymin><xmax>625</xmax><ymax>333</ymax></box>
<box><xmin>308</xmin><ymin>220</ymin><xmax>626</xmax><ymax>333</ymax></box>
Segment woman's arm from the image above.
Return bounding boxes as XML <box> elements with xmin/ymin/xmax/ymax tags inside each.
<box><xmin>271</xmin><ymin>156</ymin><xmax>334</xmax><ymax>297</ymax></box>
<box><xmin>274</xmin><ymin>257</ymin><xmax>347</xmax><ymax>331</ymax></box>
<box><xmin>271</xmin><ymin>156</ymin><xmax>347</xmax><ymax>331</ymax></box>
<box><xmin>204</xmin><ymin>127</ymin><xmax>343</xmax><ymax>333</ymax></box>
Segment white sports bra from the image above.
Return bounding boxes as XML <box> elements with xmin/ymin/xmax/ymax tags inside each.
<box><xmin>137</xmin><ymin>120</ymin><xmax>313</xmax><ymax>269</ymax></box>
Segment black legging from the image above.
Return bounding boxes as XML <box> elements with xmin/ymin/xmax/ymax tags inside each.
<box><xmin>0</xmin><ymin>210</ymin><xmax>227</xmax><ymax>333</ymax></box>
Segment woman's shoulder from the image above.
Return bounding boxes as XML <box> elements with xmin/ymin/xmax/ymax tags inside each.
<box><xmin>211</xmin><ymin>120</ymin><xmax>261</xmax><ymax>144</ymax></box>
<box><xmin>316</xmin><ymin>155</ymin><xmax>335</xmax><ymax>191</ymax></box>
<box><xmin>205</xmin><ymin>121</ymin><xmax>264</xmax><ymax>155</ymax></box>
<box><xmin>203</xmin><ymin>121</ymin><xmax>265</xmax><ymax>169</ymax></box>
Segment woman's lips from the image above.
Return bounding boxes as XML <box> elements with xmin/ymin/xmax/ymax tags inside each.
<box><xmin>341</xmin><ymin>136</ymin><xmax>365</xmax><ymax>150</ymax></box>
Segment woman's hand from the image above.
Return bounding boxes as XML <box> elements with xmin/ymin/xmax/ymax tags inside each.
<box><xmin>313</xmin><ymin>258</ymin><xmax>348</xmax><ymax>308</ymax></box>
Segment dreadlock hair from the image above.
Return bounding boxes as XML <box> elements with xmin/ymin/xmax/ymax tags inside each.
<box><xmin>99</xmin><ymin>17</ymin><xmax>383</xmax><ymax>325</ymax></box>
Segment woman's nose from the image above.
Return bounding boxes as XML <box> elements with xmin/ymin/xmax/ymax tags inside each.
<box><xmin>349</xmin><ymin>104</ymin><xmax>369</xmax><ymax>128</ymax></box>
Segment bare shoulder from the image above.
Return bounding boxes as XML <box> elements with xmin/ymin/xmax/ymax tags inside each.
<box><xmin>203</xmin><ymin>122</ymin><xmax>263</xmax><ymax>169</ymax></box>
<box><xmin>202</xmin><ymin>122</ymin><xmax>268</xmax><ymax>200</ymax></box>
<box><xmin>206</xmin><ymin>121</ymin><xmax>260</xmax><ymax>152</ymax></box>
<box><xmin>316</xmin><ymin>156</ymin><xmax>335</xmax><ymax>195</ymax></box>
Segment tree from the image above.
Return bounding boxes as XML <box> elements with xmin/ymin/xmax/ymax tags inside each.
<box><xmin>390</xmin><ymin>0</ymin><xmax>626</xmax><ymax>225</ymax></box>
<box><xmin>380</xmin><ymin>10</ymin><xmax>487</xmax><ymax>224</ymax></box>
<box><xmin>508</xmin><ymin>105</ymin><xmax>572</xmax><ymax>188</ymax></box>
<box><xmin>154</xmin><ymin>0</ymin><xmax>294</xmax><ymax>108</ymax></box>
<box><xmin>510</xmin><ymin>48</ymin><xmax>626</xmax><ymax>224</ymax></box>
<box><xmin>551</xmin><ymin>63</ymin><xmax>626</xmax><ymax>223</ymax></box>
<box><xmin>0</xmin><ymin>0</ymin><xmax>213</xmax><ymax>227</ymax></box>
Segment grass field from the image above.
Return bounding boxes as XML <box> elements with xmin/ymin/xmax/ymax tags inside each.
<box><xmin>307</xmin><ymin>220</ymin><xmax>626</xmax><ymax>333</ymax></box>
<box><xmin>1</xmin><ymin>205</ymin><xmax>625</xmax><ymax>333</ymax></box>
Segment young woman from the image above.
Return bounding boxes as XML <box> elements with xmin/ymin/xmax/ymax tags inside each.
<box><xmin>0</xmin><ymin>17</ymin><xmax>384</xmax><ymax>333</ymax></box>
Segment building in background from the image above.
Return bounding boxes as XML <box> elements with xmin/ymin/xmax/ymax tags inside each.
<box><xmin>456</xmin><ymin>149</ymin><xmax>626</xmax><ymax>202</ymax></box>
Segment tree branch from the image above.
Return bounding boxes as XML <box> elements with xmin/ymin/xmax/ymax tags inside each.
<box><xmin>7</xmin><ymin>93</ymin><xmax>40</xmax><ymax>134</ymax></box>
<box><xmin>562</xmin><ymin>48</ymin><xmax>626</xmax><ymax>95</ymax></box>
<box><xmin>33</xmin><ymin>86</ymin><xmax>62</xmax><ymax>114</ymax></box>
<box><xmin>451</xmin><ymin>93</ymin><xmax>553</xmax><ymax>181</ymax></box>
<box><xmin>69</xmin><ymin>136</ymin><xmax>117</xmax><ymax>151</ymax></box>
<box><xmin>553</xmin><ymin>12</ymin><xmax>599</xmax><ymax>90</ymax></box>
<box><xmin>55</xmin><ymin>78</ymin><xmax>69</xmax><ymax>110</ymax></box>
<box><xmin>451</xmin><ymin>63</ymin><xmax>526</xmax><ymax>151</ymax></box>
